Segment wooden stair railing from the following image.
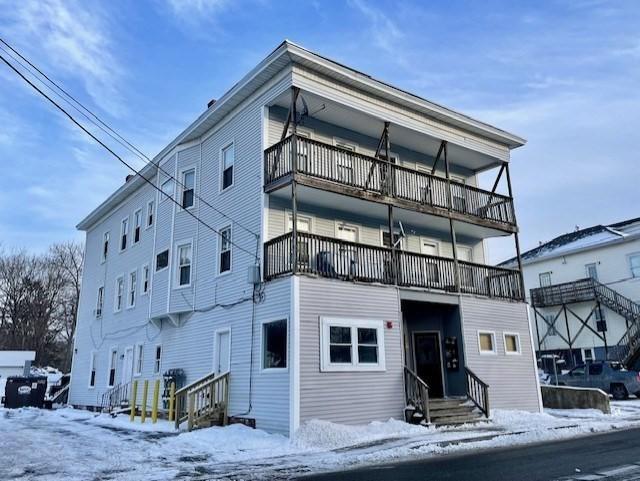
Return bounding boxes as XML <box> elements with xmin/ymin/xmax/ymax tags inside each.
<box><xmin>465</xmin><ymin>367</ymin><xmax>490</xmax><ymax>418</ymax></box>
<box><xmin>404</xmin><ymin>366</ymin><xmax>430</xmax><ymax>424</ymax></box>
<box><xmin>174</xmin><ymin>371</ymin><xmax>230</xmax><ymax>431</ymax></box>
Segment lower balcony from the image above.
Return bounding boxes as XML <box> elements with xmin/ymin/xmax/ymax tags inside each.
<box><xmin>264</xmin><ymin>232</ymin><xmax>523</xmax><ymax>301</ymax></box>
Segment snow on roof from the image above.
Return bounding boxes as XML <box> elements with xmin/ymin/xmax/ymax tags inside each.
<box><xmin>500</xmin><ymin>217</ymin><xmax>640</xmax><ymax>267</ymax></box>
<box><xmin>0</xmin><ymin>351</ymin><xmax>36</xmax><ymax>367</ymax></box>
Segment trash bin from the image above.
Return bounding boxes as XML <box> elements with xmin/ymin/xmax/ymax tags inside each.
<box><xmin>4</xmin><ymin>376</ymin><xmax>47</xmax><ymax>409</ymax></box>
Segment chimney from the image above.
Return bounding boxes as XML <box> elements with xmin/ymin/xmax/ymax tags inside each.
<box><xmin>208</xmin><ymin>98</ymin><xmax>217</xmax><ymax>108</ymax></box>
<box><xmin>125</xmin><ymin>174</ymin><xmax>134</xmax><ymax>183</ymax></box>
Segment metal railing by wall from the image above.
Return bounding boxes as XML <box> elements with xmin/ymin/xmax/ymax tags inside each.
<box><xmin>264</xmin><ymin>135</ymin><xmax>516</xmax><ymax>229</ymax></box>
<box><xmin>465</xmin><ymin>367</ymin><xmax>490</xmax><ymax>418</ymax></box>
<box><xmin>264</xmin><ymin>232</ymin><xmax>523</xmax><ymax>301</ymax></box>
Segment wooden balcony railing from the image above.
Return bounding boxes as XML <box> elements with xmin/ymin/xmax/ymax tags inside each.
<box><xmin>264</xmin><ymin>135</ymin><xmax>516</xmax><ymax>230</ymax></box>
<box><xmin>264</xmin><ymin>232</ymin><xmax>524</xmax><ymax>301</ymax></box>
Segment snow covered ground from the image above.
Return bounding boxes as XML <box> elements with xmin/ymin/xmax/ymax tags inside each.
<box><xmin>2</xmin><ymin>401</ymin><xmax>640</xmax><ymax>480</ymax></box>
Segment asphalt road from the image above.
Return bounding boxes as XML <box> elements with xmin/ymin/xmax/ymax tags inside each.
<box><xmin>300</xmin><ymin>427</ymin><xmax>640</xmax><ymax>481</ymax></box>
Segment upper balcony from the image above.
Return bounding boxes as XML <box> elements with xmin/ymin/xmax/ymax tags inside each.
<box><xmin>264</xmin><ymin>135</ymin><xmax>516</xmax><ymax>233</ymax></box>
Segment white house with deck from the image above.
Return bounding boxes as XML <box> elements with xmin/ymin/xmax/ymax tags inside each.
<box><xmin>502</xmin><ymin>218</ymin><xmax>640</xmax><ymax>372</ymax></box>
<box><xmin>69</xmin><ymin>41</ymin><xmax>542</xmax><ymax>435</ymax></box>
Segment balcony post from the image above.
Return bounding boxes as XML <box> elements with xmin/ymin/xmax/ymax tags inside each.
<box><xmin>388</xmin><ymin>204</ymin><xmax>397</xmax><ymax>285</ymax></box>
<box><xmin>290</xmin><ymin>87</ymin><xmax>299</xmax><ymax>275</ymax></box>
<box><xmin>384</xmin><ymin>121</ymin><xmax>393</xmax><ymax>197</ymax></box>
<box><xmin>443</xmin><ymin>143</ymin><xmax>461</xmax><ymax>292</ymax></box>
<box><xmin>505</xmin><ymin>163</ymin><xmax>525</xmax><ymax>299</ymax></box>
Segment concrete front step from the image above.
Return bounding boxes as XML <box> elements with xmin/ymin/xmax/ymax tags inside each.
<box><xmin>430</xmin><ymin>406</ymin><xmax>477</xmax><ymax>419</ymax></box>
<box><xmin>432</xmin><ymin>413</ymin><xmax>486</xmax><ymax>426</ymax></box>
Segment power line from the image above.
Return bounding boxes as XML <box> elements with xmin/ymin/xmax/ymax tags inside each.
<box><xmin>0</xmin><ymin>37</ymin><xmax>259</xmax><ymax>240</ymax></box>
<box><xmin>0</xmin><ymin>51</ymin><xmax>258</xmax><ymax>260</ymax></box>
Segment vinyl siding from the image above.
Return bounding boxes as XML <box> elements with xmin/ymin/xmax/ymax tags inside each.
<box><xmin>460</xmin><ymin>296</ymin><xmax>541</xmax><ymax>412</ymax></box>
<box><xmin>298</xmin><ymin>276</ymin><xmax>405</xmax><ymax>424</ymax></box>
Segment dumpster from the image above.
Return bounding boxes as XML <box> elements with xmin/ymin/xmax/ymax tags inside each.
<box><xmin>3</xmin><ymin>376</ymin><xmax>47</xmax><ymax>408</ymax></box>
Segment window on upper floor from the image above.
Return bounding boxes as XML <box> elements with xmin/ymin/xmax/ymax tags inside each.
<box><xmin>221</xmin><ymin>143</ymin><xmax>234</xmax><ymax>191</ymax></box>
<box><xmin>539</xmin><ymin>272</ymin><xmax>552</xmax><ymax>287</ymax></box>
<box><xmin>262</xmin><ymin>319</ymin><xmax>287</xmax><ymax>369</ymax></box>
<box><xmin>128</xmin><ymin>270</ymin><xmax>137</xmax><ymax>308</ymax></box>
<box><xmin>147</xmin><ymin>200</ymin><xmax>154</xmax><ymax>228</ymax></box>
<box><xmin>95</xmin><ymin>286</ymin><xmax>104</xmax><ymax>319</ymax></box>
<box><xmin>181</xmin><ymin>169</ymin><xmax>195</xmax><ymax>209</ymax></box>
<box><xmin>114</xmin><ymin>276</ymin><xmax>124</xmax><ymax>312</ymax></box>
<box><xmin>156</xmin><ymin>249</ymin><xmax>169</xmax><ymax>271</ymax></box>
<box><xmin>102</xmin><ymin>232</ymin><xmax>109</xmax><ymax>262</ymax></box>
<box><xmin>176</xmin><ymin>243</ymin><xmax>192</xmax><ymax>287</ymax></box>
<box><xmin>219</xmin><ymin>226</ymin><xmax>232</xmax><ymax>274</ymax></box>
<box><xmin>478</xmin><ymin>331</ymin><xmax>496</xmax><ymax>355</ymax></box>
<box><xmin>629</xmin><ymin>254</ymin><xmax>640</xmax><ymax>278</ymax></box>
<box><xmin>381</xmin><ymin>229</ymin><xmax>403</xmax><ymax>250</ymax></box>
<box><xmin>585</xmin><ymin>263</ymin><xmax>598</xmax><ymax>281</ymax></box>
<box><xmin>161</xmin><ymin>178</ymin><xmax>174</xmax><ymax>202</ymax></box>
<box><xmin>142</xmin><ymin>265</ymin><xmax>150</xmax><ymax>294</ymax></box>
<box><xmin>120</xmin><ymin>217</ymin><xmax>129</xmax><ymax>251</ymax></box>
<box><xmin>133</xmin><ymin>209</ymin><xmax>142</xmax><ymax>244</ymax></box>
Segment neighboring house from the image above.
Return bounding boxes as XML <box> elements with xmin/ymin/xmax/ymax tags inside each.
<box><xmin>501</xmin><ymin>218</ymin><xmax>640</xmax><ymax>371</ymax></box>
<box><xmin>69</xmin><ymin>40</ymin><xmax>541</xmax><ymax>436</ymax></box>
<box><xmin>0</xmin><ymin>351</ymin><xmax>35</xmax><ymax>379</ymax></box>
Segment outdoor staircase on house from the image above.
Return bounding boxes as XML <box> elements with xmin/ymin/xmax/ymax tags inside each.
<box><xmin>174</xmin><ymin>371</ymin><xmax>229</xmax><ymax>431</ymax></box>
<box><xmin>404</xmin><ymin>366</ymin><xmax>490</xmax><ymax>426</ymax></box>
<box><xmin>531</xmin><ymin>278</ymin><xmax>640</xmax><ymax>368</ymax></box>
<box><xmin>100</xmin><ymin>381</ymin><xmax>132</xmax><ymax>413</ymax></box>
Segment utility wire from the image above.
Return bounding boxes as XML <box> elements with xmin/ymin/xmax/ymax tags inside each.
<box><xmin>0</xmin><ymin>51</ymin><xmax>258</xmax><ymax>260</ymax></box>
<box><xmin>0</xmin><ymin>37</ymin><xmax>259</xmax><ymax>240</ymax></box>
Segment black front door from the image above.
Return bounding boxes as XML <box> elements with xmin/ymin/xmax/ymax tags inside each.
<box><xmin>414</xmin><ymin>332</ymin><xmax>444</xmax><ymax>398</ymax></box>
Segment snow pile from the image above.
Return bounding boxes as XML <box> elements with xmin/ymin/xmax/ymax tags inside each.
<box><xmin>0</xmin><ymin>378</ymin><xmax>6</xmax><ymax>406</ymax></box>
<box><xmin>294</xmin><ymin>418</ymin><xmax>430</xmax><ymax>450</ymax></box>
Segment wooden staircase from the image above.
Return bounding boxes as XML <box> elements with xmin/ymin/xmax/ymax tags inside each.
<box><xmin>404</xmin><ymin>365</ymin><xmax>490</xmax><ymax>426</ymax></box>
<box><xmin>174</xmin><ymin>371</ymin><xmax>229</xmax><ymax>431</ymax></box>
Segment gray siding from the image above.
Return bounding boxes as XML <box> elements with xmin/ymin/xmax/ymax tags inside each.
<box><xmin>298</xmin><ymin>276</ymin><xmax>405</xmax><ymax>424</ymax></box>
<box><xmin>460</xmin><ymin>297</ymin><xmax>541</xmax><ymax>412</ymax></box>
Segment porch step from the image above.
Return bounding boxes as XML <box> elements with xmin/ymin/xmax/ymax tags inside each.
<box><xmin>431</xmin><ymin>412</ymin><xmax>485</xmax><ymax>426</ymax></box>
<box><xmin>428</xmin><ymin>398</ymin><xmax>469</xmax><ymax>411</ymax></box>
<box><xmin>428</xmin><ymin>397</ymin><xmax>485</xmax><ymax>426</ymax></box>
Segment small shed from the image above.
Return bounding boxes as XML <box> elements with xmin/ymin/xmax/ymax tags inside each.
<box><xmin>0</xmin><ymin>351</ymin><xmax>36</xmax><ymax>379</ymax></box>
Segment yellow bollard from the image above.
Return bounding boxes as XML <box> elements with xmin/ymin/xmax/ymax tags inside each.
<box><xmin>168</xmin><ymin>382</ymin><xmax>175</xmax><ymax>422</ymax></box>
<box><xmin>152</xmin><ymin>380</ymin><xmax>160</xmax><ymax>424</ymax></box>
<box><xmin>141</xmin><ymin>380</ymin><xmax>149</xmax><ymax>423</ymax></box>
<box><xmin>129</xmin><ymin>380</ymin><xmax>138</xmax><ymax>422</ymax></box>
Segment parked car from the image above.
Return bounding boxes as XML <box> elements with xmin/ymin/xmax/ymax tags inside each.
<box><xmin>557</xmin><ymin>361</ymin><xmax>640</xmax><ymax>400</ymax></box>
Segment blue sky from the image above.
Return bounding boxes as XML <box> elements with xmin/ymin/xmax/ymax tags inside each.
<box><xmin>0</xmin><ymin>0</ymin><xmax>638</xmax><ymax>262</ymax></box>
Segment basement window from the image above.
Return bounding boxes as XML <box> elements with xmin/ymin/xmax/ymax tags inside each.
<box><xmin>320</xmin><ymin>318</ymin><xmax>386</xmax><ymax>371</ymax></box>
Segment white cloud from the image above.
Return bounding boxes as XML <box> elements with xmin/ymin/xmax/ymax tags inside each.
<box><xmin>165</xmin><ymin>0</ymin><xmax>230</xmax><ymax>16</ymax></box>
<box><xmin>347</xmin><ymin>0</ymin><xmax>404</xmax><ymax>55</ymax></box>
<box><xmin>0</xmin><ymin>0</ymin><xmax>124</xmax><ymax>117</ymax></box>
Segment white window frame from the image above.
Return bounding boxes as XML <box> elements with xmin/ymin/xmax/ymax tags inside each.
<box><xmin>503</xmin><ymin>332</ymin><xmax>522</xmax><ymax>355</ymax></box>
<box><xmin>583</xmin><ymin>347</ymin><xmax>595</xmax><ymax>363</ymax></box>
<box><xmin>420</xmin><ymin>238</ymin><xmax>440</xmax><ymax>256</ymax></box>
<box><xmin>286</xmin><ymin>212</ymin><xmax>312</xmax><ymax>233</ymax></box>
<box><xmin>380</xmin><ymin>227</ymin><xmax>404</xmax><ymax>250</ymax></box>
<box><xmin>120</xmin><ymin>216</ymin><xmax>129</xmax><ymax>252</ymax></box>
<box><xmin>160</xmin><ymin>177</ymin><xmax>174</xmax><ymax>202</ymax></box>
<box><xmin>155</xmin><ymin>249</ymin><xmax>170</xmax><ymax>273</ymax></box>
<box><xmin>478</xmin><ymin>330</ymin><xmax>497</xmax><ymax>355</ymax></box>
<box><xmin>179</xmin><ymin>166</ymin><xmax>196</xmax><ymax>210</ymax></box>
<box><xmin>146</xmin><ymin>199</ymin><xmax>154</xmax><ymax>229</ymax></box>
<box><xmin>127</xmin><ymin>269</ymin><xmax>137</xmax><ymax>309</ymax></box>
<box><xmin>628</xmin><ymin>253</ymin><xmax>640</xmax><ymax>279</ymax></box>
<box><xmin>141</xmin><ymin>264</ymin><xmax>150</xmax><ymax>295</ymax></box>
<box><xmin>174</xmin><ymin>240</ymin><xmax>193</xmax><ymax>288</ymax></box>
<box><xmin>153</xmin><ymin>344</ymin><xmax>162</xmax><ymax>375</ymax></box>
<box><xmin>539</xmin><ymin>271</ymin><xmax>552</xmax><ymax>287</ymax></box>
<box><xmin>101</xmin><ymin>231</ymin><xmax>109</xmax><ymax>263</ymax></box>
<box><xmin>260</xmin><ymin>318</ymin><xmax>289</xmax><ymax>372</ymax></box>
<box><xmin>220</xmin><ymin>141</ymin><xmax>235</xmax><ymax>192</ymax></box>
<box><xmin>95</xmin><ymin>285</ymin><xmax>104</xmax><ymax>319</ymax></box>
<box><xmin>114</xmin><ymin>275</ymin><xmax>124</xmax><ymax>313</ymax></box>
<box><xmin>334</xmin><ymin>222</ymin><xmax>360</xmax><ymax>243</ymax></box>
<box><xmin>320</xmin><ymin>317</ymin><xmax>386</xmax><ymax>372</ymax></box>
<box><xmin>218</xmin><ymin>225</ymin><xmax>233</xmax><ymax>276</ymax></box>
<box><xmin>134</xmin><ymin>343</ymin><xmax>144</xmax><ymax>377</ymax></box>
<box><xmin>107</xmin><ymin>347</ymin><xmax>118</xmax><ymax>388</ymax></box>
<box><xmin>88</xmin><ymin>350</ymin><xmax>97</xmax><ymax>388</ymax></box>
<box><xmin>132</xmin><ymin>208</ymin><xmax>142</xmax><ymax>245</ymax></box>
